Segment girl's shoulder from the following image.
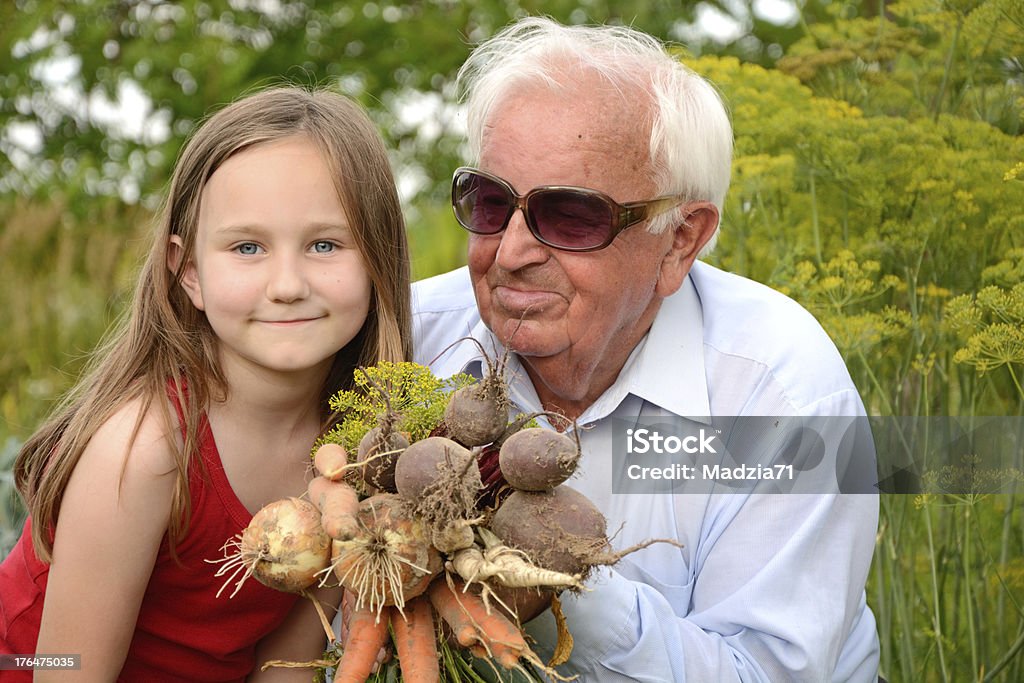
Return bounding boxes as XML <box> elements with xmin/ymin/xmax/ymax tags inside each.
<box><xmin>84</xmin><ymin>393</ymin><xmax>181</xmax><ymax>480</ymax></box>
<box><xmin>54</xmin><ymin>393</ymin><xmax>180</xmax><ymax>562</ymax></box>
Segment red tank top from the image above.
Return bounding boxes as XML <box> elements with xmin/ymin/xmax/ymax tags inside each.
<box><xmin>0</xmin><ymin>403</ymin><xmax>300</xmax><ymax>681</ymax></box>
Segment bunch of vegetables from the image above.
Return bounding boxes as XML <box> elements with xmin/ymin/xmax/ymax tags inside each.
<box><xmin>210</xmin><ymin>360</ymin><xmax>671</xmax><ymax>682</ymax></box>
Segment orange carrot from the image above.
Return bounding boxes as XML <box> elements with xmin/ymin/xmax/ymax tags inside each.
<box><xmin>307</xmin><ymin>476</ymin><xmax>360</xmax><ymax>540</ymax></box>
<box><xmin>314</xmin><ymin>443</ymin><xmax>350</xmax><ymax>481</ymax></box>
<box><xmin>333</xmin><ymin>604</ymin><xmax>392</xmax><ymax>683</ymax></box>
<box><xmin>426</xmin><ymin>579</ymin><xmax>479</xmax><ymax>648</ymax></box>
<box><xmin>427</xmin><ymin>579</ymin><xmax>527</xmax><ymax>668</ymax></box>
<box><xmin>391</xmin><ymin>595</ymin><xmax>440</xmax><ymax>682</ymax></box>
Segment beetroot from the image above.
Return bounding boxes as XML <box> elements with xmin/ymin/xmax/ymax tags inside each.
<box><xmin>444</xmin><ymin>382</ymin><xmax>508</xmax><ymax>447</ymax></box>
<box><xmin>357</xmin><ymin>426</ymin><xmax>410</xmax><ymax>493</ymax></box>
<box><xmin>394</xmin><ymin>436</ymin><xmax>482</xmax><ymax>535</ymax></box>
<box><xmin>498</xmin><ymin>428</ymin><xmax>580</xmax><ymax>491</ymax></box>
<box><xmin>442</xmin><ymin>338</ymin><xmax>512</xmax><ymax>447</ymax></box>
<box><xmin>394</xmin><ymin>437</ymin><xmax>479</xmax><ymax>500</ymax></box>
<box><xmin>490</xmin><ymin>485</ymin><xmax>607</xmax><ymax>577</ymax></box>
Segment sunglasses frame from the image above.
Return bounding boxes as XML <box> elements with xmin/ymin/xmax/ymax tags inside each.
<box><xmin>451</xmin><ymin>166</ymin><xmax>689</xmax><ymax>252</ymax></box>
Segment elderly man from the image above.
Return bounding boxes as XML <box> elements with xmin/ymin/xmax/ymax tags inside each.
<box><xmin>412</xmin><ymin>16</ymin><xmax>880</xmax><ymax>683</ymax></box>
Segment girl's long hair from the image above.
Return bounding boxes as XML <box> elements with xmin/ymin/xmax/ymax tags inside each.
<box><xmin>15</xmin><ymin>86</ymin><xmax>412</xmax><ymax>561</ymax></box>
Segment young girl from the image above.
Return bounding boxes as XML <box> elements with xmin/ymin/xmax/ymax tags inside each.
<box><xmin>0</xmin><ymin>86</ymin><xmax>411</xmax><ymax>681</ymax></box>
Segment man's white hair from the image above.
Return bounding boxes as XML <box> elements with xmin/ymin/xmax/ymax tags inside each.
<box><xmin>456</xmin><ymin>16</ymin><xmax>734</xmax><ymax>254</ymax></box>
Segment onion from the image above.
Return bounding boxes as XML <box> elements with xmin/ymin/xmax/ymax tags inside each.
<box><xmin>330</xmin><ymin>493</ymin><xmax>442</xmax><ymax>615</ymax></box>
<box><xmin>209</xmin><ymin>497</ymin><xmax>331</xmax><ymax>598</ymax></box>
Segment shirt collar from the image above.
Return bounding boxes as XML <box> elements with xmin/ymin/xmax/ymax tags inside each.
<box><xmin>626</xmin><ymin>272</ymin><xmax>711</xmax><ymax>422</ymax></box>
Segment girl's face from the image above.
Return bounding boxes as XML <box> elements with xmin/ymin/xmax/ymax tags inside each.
<box><xmin>174</xmin><ymin>135</ymin><xmax>371</xmax><ymax>382</ymax></box>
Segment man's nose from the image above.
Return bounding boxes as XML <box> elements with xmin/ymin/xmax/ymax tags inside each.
<box><xmin>494</xmin><ymin>208</ymin><xmax>549</xmax><ymax>270</ymax></box>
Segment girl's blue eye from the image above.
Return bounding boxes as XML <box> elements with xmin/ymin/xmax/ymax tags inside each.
<box><xmin>313</xmin><ymin>241</ymin><xmax>336</xmax><ymax>254</ymax></box>
<box><xmin>237</xmin><ymin>242</ymin><xmax>260</xmax><ymax>255</ymax></box>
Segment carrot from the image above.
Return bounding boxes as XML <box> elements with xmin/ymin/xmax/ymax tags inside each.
<box><xmin>426</xmin><ymin>579</ymin><xmax>479</xmax><ymax>648</ymax></box>
<box><xmin>391</xmin><ymin>595</ymin><xmax>440</xmax><ymax>682</ymax></box>
<box><xmin>307</xmin><ymin>476</ymin><xmax>360</xmax><ymax>540</ymax></box>
<box><xmin>314</xmin><ymin>443</ymin><xmax>350</xmax><ymax>481</ymax></box>
<box><xmin>333</xmin><ymin>604</ymin><xmax>392</xmax><ymax>683</ymax></box>
<box><xmin>427</xmin><ymin>578</ymin><xmax>527</xmax><ymax>669</ymax></box>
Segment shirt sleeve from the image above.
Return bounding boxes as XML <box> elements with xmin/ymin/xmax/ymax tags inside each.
<box><xmin>528</xmin><ymin>494</ymin><xmax>878</xmax><ymax>682</ymax></box>
<box><xmin>525</xmin><ymin>400</ymin><xmax>880</xmax><ymax>682</ymax></box>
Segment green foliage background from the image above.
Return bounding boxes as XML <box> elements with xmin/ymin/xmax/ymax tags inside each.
<box><xmin>2</xmin><ymin>0</ymin><xmax>1023</xmax><ymax>680</ymax></box>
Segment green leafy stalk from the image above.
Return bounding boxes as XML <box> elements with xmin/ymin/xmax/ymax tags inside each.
<box><xmin>316</xmin><ymin>361</ymin><xmax>474</xmax><ymax>455</ymax></box>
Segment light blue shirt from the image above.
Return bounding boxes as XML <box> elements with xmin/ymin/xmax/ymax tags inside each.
<box><xmin>412</xmin><ymin>260</ymin><xmax>880</xmax><ymax>682</ymax></box>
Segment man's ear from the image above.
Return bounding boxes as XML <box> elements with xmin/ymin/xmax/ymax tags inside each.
<box><xmin>167</xmin><ymin>235</ymin><xmax>205</xmax><ymax>311</ymax></box>
<box><xmin>656</xmin><ymin>202</ymin><xmax>719</xmax><ymax>298</ymax></box>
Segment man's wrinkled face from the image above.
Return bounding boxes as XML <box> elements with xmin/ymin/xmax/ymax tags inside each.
<box><xmin>467</xmin><ymin>80</ymin><xmax>679</xmax><ymax>373</ymax></box>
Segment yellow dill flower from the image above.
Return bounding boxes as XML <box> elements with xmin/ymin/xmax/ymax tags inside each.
<box><xmin>1004</xmin><ymin>161</ymin><xmax>1024</xmax><ymax>181</ymax></box>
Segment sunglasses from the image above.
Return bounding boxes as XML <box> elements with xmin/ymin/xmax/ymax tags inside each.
<box><xmin>451</xmin><ymin>167</ymin><xmax>689</xmax><ymax>252</ymax></box>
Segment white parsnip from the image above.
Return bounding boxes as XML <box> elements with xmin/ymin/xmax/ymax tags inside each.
<box><xmin>448</xmin><ymin>528</ymin><xmax>584</xmax><ymax>591</ymax></box>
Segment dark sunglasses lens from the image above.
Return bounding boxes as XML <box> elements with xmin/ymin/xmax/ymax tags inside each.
<box><xmin>528</xmin><ymin>190</ymin><xmax>613</xmax><ymax>249</ymax></box>
<box><xmin>453</xmin><ymin>172</ymin><xmax>512</xmax><ymax>235</ymax></box>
